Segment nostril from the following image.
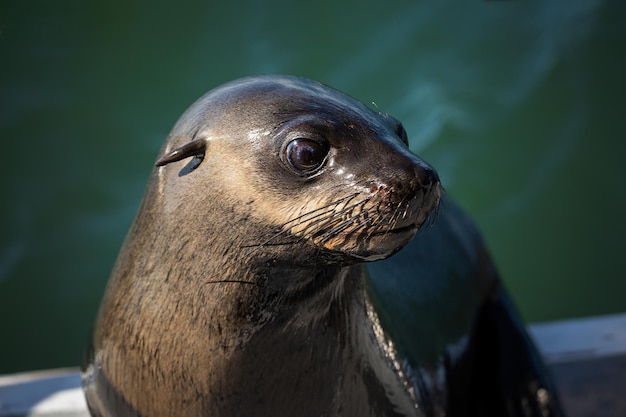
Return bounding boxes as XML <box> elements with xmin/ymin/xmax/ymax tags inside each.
<box><xmin>414</xmin><ymin>163</ymin><xmax>440</xmax><ymax>188</ymax></box>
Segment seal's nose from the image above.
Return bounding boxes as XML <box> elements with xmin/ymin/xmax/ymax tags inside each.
<box><xmin>388</xmin><ymin>146</ymin><xmax>440</xmax><ymax>195</ymax></box>
<box><xmin>414</xmin><ymin>159</ymin><xmax>440</xmax><ymax>189</ymax></box>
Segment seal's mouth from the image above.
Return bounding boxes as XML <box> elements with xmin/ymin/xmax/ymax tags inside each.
<box><xmin>254</xmin><ymin>182</ymin><xmax>441</xmax><ymax>264</ymax></box>
<box><xmin>326</xmin><ymin>225</ymin><xmax>421</xmax><ymax>263</ymax></box>
<box><xmin>373</xmin><ymin>223</ymin><xmax>419</xmax><ymax>236</ymax></box>
<box><xmin>308</xmin><ymin>192</ymin><xmax>440</xmax><ymax>263</ymax></box>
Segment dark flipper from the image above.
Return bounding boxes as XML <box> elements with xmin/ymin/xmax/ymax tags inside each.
<box><xmin>446</xmin><ymin>284</ymin><xmax>565</xmax><ymax>417</ymax></box>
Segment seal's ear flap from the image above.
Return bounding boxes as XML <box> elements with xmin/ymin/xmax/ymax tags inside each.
<box><xmin>156</xmin><ymin>138</ymin><xmax>207</xmax><ymax>166</ymax></box>
<box><xmin>155</xmin><ymin>138</ymin><xmax>207</xmax><ymax>175</ymax></box>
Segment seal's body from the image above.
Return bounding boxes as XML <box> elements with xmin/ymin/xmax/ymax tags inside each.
<box><xmin>82</xmin><ymin>75</ymin><xmax>563</xmax><ymax>417</ymax></box>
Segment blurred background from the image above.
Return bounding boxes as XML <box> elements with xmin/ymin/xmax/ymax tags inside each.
<box><xmin>0</xmin><ymin>0</ymin><xmax>624</xmax><ymax>374</ymax></box>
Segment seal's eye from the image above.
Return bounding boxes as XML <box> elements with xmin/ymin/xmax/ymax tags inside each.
<box><xmin>285</xmin><ymin>138</ymin><xmax>330</xmax><ymax>174</ymax></box>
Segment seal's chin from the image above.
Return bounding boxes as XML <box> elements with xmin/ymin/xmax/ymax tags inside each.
<box><xmin>319</xmin><ymin>222</ymin><xmax>421</xmax><ymax>263</ymax></box>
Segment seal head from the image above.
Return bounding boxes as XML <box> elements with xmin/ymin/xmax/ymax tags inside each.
<box><xmin>155</xmin><ymin>75</ymin><xmax>440</xmax><ymax>263</ymax></box>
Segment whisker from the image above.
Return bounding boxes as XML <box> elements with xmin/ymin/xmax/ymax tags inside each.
<box><xmin>382</xmin><ymin>197</ymin><xmax>404</xmax><ymax>234</ymax></box>
<box><xmin>279</xmin><ymin>193</ymin><xmax>360</xmax><ymax>229</ymax></box>
<box><xmin>240</xmin><ymin>231</ymin><xmax>302</xmax><ymax>248</ymax></box>
<box><xmin>295</xmin><ymin>197</ymin><xmax>374</xmax><ymax>240</ymax></box>
<box><xmin>242</xmin><ymin>193</ymin><xmax>365</xmax><ymax>249</ymax></box>
<box><xmin>204</xmin><ymin>279</ymin><xmax>260</xmax><ymax>286</ymax></box>
<box><xmin>424</xmin><ymin>198</ymin><xmax>441</xmax><ymax>228</ymax></box>
<box><xmin>280</xmin><ymin>196</ymin><xmax>370</xmax><ymax>237</ymax></box>
<box><xmin>316</xmin><ymin>213</ymin><xmax>367</xmax><ymax>240</ymax></box>
<box><xmin>320</xmin><ymin>214</ymin><xmax>376</xmax><ymax>243</ymax></box>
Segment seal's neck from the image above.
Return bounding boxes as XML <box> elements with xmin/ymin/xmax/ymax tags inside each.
<box><xmin>92</xmin><ymin>210</ymin><xmax>420</xmax><ymax>416</ymax></box>
<box><xmin>199</xmin><ymin>263</ymin><xmax>420</xmax><ymax>417</ymax></box>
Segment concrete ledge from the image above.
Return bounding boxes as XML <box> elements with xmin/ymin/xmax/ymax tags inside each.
<box><xmin>0</xmin><ymin>368</ymin><xmax>87</xmax><ymax>417</ymax></box>
<box><xmin>1</xmin><ymin>313</ymin><xmax>625</xmax><ymax>417</ymax></box>
<box><xmin>529</xmin><ymin>312</ymin><xmax>626</xmax><ymax>363</ymax></box>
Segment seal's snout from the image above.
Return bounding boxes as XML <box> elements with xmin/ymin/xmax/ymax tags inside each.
<box><xmin>377</xmin><ymin>153</ymin><xmax>441</xmax><ymax>237</ymax></box>
<box><xmin>414</xmin><ymin>161</ymin><xmax>439</xmax><ymax>189</ymax></box>
<box><xmin>386</xmin><ymin>150</ymin><xmax>440</xmax><ymax>202</ymax></box>
<box><xmin>412</xmin><ymin>160</ymin><xmax>441</xmax><ymax>216</ymax></box>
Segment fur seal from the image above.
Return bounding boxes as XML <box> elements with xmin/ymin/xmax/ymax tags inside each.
<box><xmin>82</xmin><ymin>75</ymin><xmax>564</xmax><ymax>417</ymax></box>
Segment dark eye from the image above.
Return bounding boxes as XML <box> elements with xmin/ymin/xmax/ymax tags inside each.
<box><xmin>285</xmin><ymin>138</ymin><xmax>330</xmax><ymax>174</ymax></box>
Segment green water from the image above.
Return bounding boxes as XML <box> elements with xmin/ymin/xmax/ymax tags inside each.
<box><xmin>1</xmin><ymin>1</ymin><xmax>624</xmax><ymax>373</ymax></box>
